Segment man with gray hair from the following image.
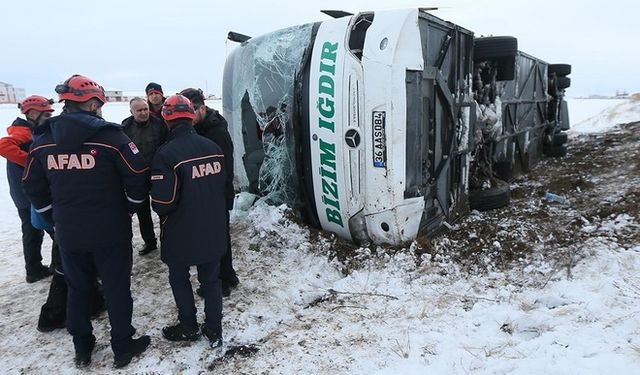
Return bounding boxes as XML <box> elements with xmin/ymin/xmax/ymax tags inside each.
<box><xmin>122</xmin><ymin>97</ymin><xmax>168</xmax><ymax>255</ymax></box>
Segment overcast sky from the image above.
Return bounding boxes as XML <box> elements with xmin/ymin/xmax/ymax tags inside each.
<box><xmin>3</xmin><ymin>0</ymin><xmax>637</xmax><ymax>98</ymax></box>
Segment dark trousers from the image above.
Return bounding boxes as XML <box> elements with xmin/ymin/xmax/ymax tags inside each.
<box><xmin>60</xmin><ymin>246</ymin><xmax>135</xmax><ymax>355</ymax></box>
<box><xmin>135</xmin><ymin>197</ymin><xmax>156</xmax><ymax>245</ymax></box>
<box><xmin>168</xmin><ymin>260</ymin><xmax>222</xmax><ymax>333</ymax></box>
<box><xmin>40</xmin><ymin>232</ymin><xmax>66</xmax><ymax>322</ymax></box>
<box><xmin>40</xmin><ymin>238</ymin><xmax>104</xmax><ymax>326</ymax></box>
<box><xmin>219</xmin><ymin>210</ymin><xmax>236</xmax><ymax>283</ymax></box>
<box><xmin>40</xmin><ymin>272</ymin><xmax>67</xmax><ymax>322</ymax></box>
<box><xmin>17</xmin><ymin>207</ymin><xmax>45</xmax><ymax>274</ymax></box>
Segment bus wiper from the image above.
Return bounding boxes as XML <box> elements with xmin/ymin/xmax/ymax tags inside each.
<box><xmin>321</xmin><ymin>10</ymin><xmax>353</xmax><ymax>18</ymax></box>
<box><xmin>227</xmin><ymin>31</ymin><xmax>252</xmax><ymax>43</ymax></box>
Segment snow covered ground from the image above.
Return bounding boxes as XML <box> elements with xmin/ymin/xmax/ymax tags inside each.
<box><xmin>569</xmin><ymin>97</ymin><xmax>640</xmax><ymax>133</ymax></box>
<box><xmin>0</xmin><ymin>97</ymin><xmax>639</xmax><ymax>374</ymax></box>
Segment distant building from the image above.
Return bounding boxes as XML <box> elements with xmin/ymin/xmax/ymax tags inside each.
<box><xmin>104</xmin><ymin>88</ymin><xmax>125</xmax><ymax>102</ymax></box>
<box><xmin>122</xmin><ymin>91</ymin><xmax>147</xmax><ymax>102</ymax></box>
<box><xmin>615</xmin><ymin>90</ymin><xmax>629</xmax><ymax>98</ymax></box>
<box><xmin>0</xmin><ymin>82</ymin><xmax>26</xmax><ymax>103</ymax></box>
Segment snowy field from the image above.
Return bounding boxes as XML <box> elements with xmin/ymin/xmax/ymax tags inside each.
<box><xmin>0</xmin><ymin>97</ymin><xmax>639</xmax><ymax>374</ymax></box>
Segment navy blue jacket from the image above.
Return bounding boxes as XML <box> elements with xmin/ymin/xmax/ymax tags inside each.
<box><xmin>22</xmin><ymin>112</ymin><xmax>149</xmax><ymax>251</ymax></box>
<box><xmin>194</xmin><ymin>108</ymin><xmax>234</xmax><ymax>209</ymax></box>
<box><xmin>150</xmin><ymin>122</ymin><xmax>227</xmax><ymax>265</ymax></box>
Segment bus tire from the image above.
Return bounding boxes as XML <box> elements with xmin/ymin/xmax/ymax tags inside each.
<box><xmin>473</xmin><ymin>36</ymin><xmax>518</xmax><ymax>61</ymax></box>
<box><xmin>557</xmin><ymin>76</ymin><xmax>571</xmax><ymax>89</ymax></box>
<box><xmin>469</xmin><ymin>183</ymin><xmax>511</xmax><ymax>211</ymax></box>
<box><xmin>549</xmin><ymin>64</ymin><xmax>572</xmax><ymax>76</ymax></box>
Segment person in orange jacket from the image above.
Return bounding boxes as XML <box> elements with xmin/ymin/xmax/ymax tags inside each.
<box><xmin>0</xmin><ymin>95</ymin><xmax>54</xmax><ymax>283</ymax></box>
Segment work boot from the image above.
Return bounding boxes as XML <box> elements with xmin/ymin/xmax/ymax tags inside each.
<box><xmin>26</xmin><ymin>265</ymin><xmax>52</xmax><ymax>283</ymax></box>
<box><xmin>138</xmin><ymin>242</ymin><xmax>157</xmax><ymax>256</ymax></box>
<box><xmin>162</xmin><ymin>323</ymin><xmax>201</xmax><ymax>342</ymax></box>
<box><xmin>113</xmin><ymin>335</ymin><xmax>151</xmax><ymax>369</ymax></box>
<box><xmin>221</xmin><ymin>284</ymin><xmax>231</xmax><ymax>298</ymax></box>
<box><xmin>74</xmin><ymin>335</ymin><xmax>96</xmax><ymax>369</ymax></box>
<box><xmin>37</xmin><ymin>305</ymin><xmax>65</xmax><ymax>333</ymax></box>
<box><xmin>37</xmin><ymin>273</ymin><xmax>67</xmax><ymax>332</ymax></box>
<box><xmin>201</xmin><ymin>324</ymin><xmax>222</xmax><ymax>348</ymax></box>
<box><xmin>221</xmin><ymin>274</ymin><xmax>240</xmax><ymax>297</ymax></box>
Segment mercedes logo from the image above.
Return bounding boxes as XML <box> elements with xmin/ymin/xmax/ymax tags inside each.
<box><xmin>345</xmin><ymin>129</ymin><xmax>361</xmax><ymax>148</ymax></box>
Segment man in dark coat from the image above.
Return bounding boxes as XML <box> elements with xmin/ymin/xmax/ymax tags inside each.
<box><xmin>22</xmin><ymin>74</ymin><xmax>150</xmax><ymax>369</ymax></box>
<box><xmin>180</xmin><ymin>88</ymin><xmax>239</xmax><ymax>297</ymax></box>
<box><xmin>1</xmin><ymin>97</ymin><xmax>105</xmax><ymax>331</ymax></box>
<box><xmin>122</xmin><ymin>97</ymin><xmax>168</xmax><ymax>255</ymax></box>
<box><xmin>0</xmin><ymin>95</ymin><xmax>54</xmax><ymax>283</ymax></box>
<box><xmin>145</xmin><ymin>82</ymin><xmax>165</xmax><ymax>118</ymax></box>
<box><xmin>150</xmin><ymin>94</ymin><xmax>226</xmax><ymax>346</ymax></box>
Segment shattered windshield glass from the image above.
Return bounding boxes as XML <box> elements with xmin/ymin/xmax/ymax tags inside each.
<box><xmin>223</xmin><ymin>23</ymin><xmax>316</xmax><ymax>206</ymax></box>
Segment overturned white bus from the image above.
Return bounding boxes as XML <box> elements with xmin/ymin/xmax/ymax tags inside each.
<box><xmin>223</xmin><ymin>8</ymin><xmax>571</xmax><ymax>245</ymax></box>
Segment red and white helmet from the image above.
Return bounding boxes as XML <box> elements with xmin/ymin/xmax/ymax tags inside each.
<box><xmin>18</xmin><ymin>95</ymin><xmax>54</xmax><ymax>114</ymax></box>
<box><xmin>55</xmin><ymin>74</ymin><xmax>106</xmax><ymax>103</ymax></box>
<box><xmin>162</xmin><ymin>95</ymin><xmax>196</xmax><ymax>122</ymax></box>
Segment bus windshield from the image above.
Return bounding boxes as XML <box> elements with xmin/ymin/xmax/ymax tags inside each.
<box><xmin>223</xmin><ymin>23</ymin><xmax>317</xmax><ymax>206</ymax></box>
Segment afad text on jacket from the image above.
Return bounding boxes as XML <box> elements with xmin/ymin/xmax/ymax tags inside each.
<box><xmin>22</xmin><ymin>112</ymin><xmax>149</xmax><ymax>251</ymax></box>
<box><xmin>150</xmin><ymin>123</ymin><xmax>227</xmax><ymax>265</ymax></box>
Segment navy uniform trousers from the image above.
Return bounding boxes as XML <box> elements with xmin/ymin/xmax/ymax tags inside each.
<box><xmin>167</xmin><ymin>257</ymin><xmax>223</xmax><ymax>334</ymax></box>
<box><xmin>135</xmin><ymin>196</ymin><xmax>157</xmax><ymax>246</ymax></box>
<box><xmin>17</xmin><ymin>207</ymin><xmax>46</xmax><ymax>274</ymax></box>
<box><xmin>60</xmin><ymin>244</ymin><xmax>135</xmax><ymax>355</ymax></box>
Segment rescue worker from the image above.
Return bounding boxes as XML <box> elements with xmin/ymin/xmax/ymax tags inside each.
<box><xmin>2</xmin><ymin>98</ymin><xmax>105</xmax><ymax>331</ymax></box>
<box><xmin>0</xmin><ymin>95</ymin><xmax>54</xmax><ymax>283</ymax></box>
<box><xmin>27</xmin><ymin>102</ymin><xmax>106</xmax><ymax>332</ymax></box>
<box><xmin>122</xmin><ymin>97</ymin><xmax>168</xmax><ymax>255</ymax></box>
<box><xmin>150</xmin><ymin>95</ymin><xmax>225</xmax><ymax>346</ymax></box>
<box><xmin>180</xmin><ymin>88</ymin><xmax>239</xmax><ymax>297</ymax></box>
<box><xmin>22</xmin><ymin>74</ymin><xmax>150</xmax><ymax>368</ymax></box>
<box><xmin>145</xmin><ymin>82</ymin><xmax>165</xmax><ymax>118</ymax></box>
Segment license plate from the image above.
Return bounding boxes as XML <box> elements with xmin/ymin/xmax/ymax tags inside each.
<box><xmin>372</xmin><ymin>111</ymin><xmax>386</xmax><ymax>168</ymax></box>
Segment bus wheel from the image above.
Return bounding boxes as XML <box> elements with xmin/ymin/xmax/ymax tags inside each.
<box><xmin>469</xmin><ymin>182</ymin><xmax>511</xmax><ymax>211</ymax></box>
<box><xmin>556</xmin><ymin>76</ymin><xmax>571</xmax><ymax>89</ymax></box>
<box><xmin>549</xmin><ymin>63</ymin><xmax>572</xmax><ymax>76</ymax></box>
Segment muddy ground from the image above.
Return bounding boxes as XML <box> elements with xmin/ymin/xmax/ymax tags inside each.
<box><xmin>322</xmin><ymin>122</ymin><xmax>640</xmax><ymax>281</ymax></box>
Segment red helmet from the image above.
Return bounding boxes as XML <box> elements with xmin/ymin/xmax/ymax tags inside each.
<box><xmin>18</xmin><ymin>95</ymin><xmax>54</xmax><ymax>114</ymax></box>
<box><xmin>55</xmin><ymin>74</ymin><xmax>106</xmax><ymax>103</ymax></box>
<box><xmin>162</xmin><ymin>95</ymin><xmax>196</xmax><ymax>122</ymax></box>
